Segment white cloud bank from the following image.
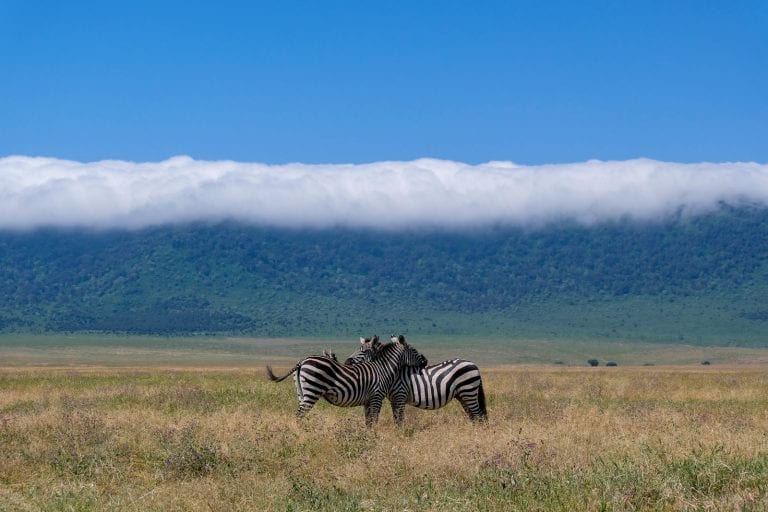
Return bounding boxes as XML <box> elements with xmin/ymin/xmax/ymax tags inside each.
<box><xmin>1</xmin><ymin>155</ymin><xmax>767</xmax><ymax>230</ymax></box>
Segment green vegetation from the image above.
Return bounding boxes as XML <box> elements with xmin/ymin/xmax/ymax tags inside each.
<box><xmin>1</xmin><ymin>205</ymin><xmax>767</xmax><ymax>344</ymax></box>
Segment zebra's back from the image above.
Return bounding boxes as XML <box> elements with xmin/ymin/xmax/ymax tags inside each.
<box><xmin>297</xmin><ymin>357</ymin><xmax>381</xmax><ymax>407</ymax></box>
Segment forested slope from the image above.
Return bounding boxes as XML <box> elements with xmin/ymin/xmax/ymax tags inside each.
<box><xmin>1</xmin><ymin>205</ymin><xmax>766</xmax><ymax>344</ymax></box>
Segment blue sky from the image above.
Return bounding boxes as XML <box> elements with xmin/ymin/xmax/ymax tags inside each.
<box><xmin>1</xmin><ymin>1</ymin><xmax>767</xmax><ymax>164</ymax></box>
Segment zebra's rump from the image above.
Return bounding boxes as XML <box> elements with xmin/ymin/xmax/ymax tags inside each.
<box><xmin>404</xmin><ymin>359</ymin><xmax>482</xmax><ymax>409</ymax></box>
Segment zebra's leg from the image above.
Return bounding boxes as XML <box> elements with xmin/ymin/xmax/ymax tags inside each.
<box><xmin>458</xmin><ymin>396</ymin><xmax>479</xmax><ymax>420</ymax></box>
<box><xmin>296</xmin><ymin>390</ymin><xmax>320</xmax><ymax>418</ymax></box>
<box><xmin>364</xmin><ymin>395</ymin><xmax>385</xmax><ymax>427</ymax></box>
<box><xmin>457</xmin><ymin>389</ymin><xmax>488</xmax><ymax>423</ymax></box>
<box><xmin>472</xmin><ymin>380</ymin><xmax>488</xmax><ymax>422</ymax></box>
<box><xmin>389</xmin><ymin>390</ymin><xmax>408</xmax><ymax>426</ymax></box>
<box><xmin>296</xmin><ymin>395</ymin><xmax>321</xmax><ymax>419</ymax></box>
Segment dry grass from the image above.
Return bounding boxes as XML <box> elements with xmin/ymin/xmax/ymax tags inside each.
<box><xmin>1</xmin><ymin>365</ymin><xmax>768</xmax><ymax>511</ymax></box>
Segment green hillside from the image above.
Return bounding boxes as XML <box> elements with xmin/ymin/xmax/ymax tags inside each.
<box><xmin>1</xmin><ymin>205</ymin><xmax>766</xmax><ymax>345</ymax></box>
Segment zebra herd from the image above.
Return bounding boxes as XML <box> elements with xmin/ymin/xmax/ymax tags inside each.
<box><xmin>266</xmin><ymin>335</ymin><xmax>487</xmax><ymax>426</ymax></box>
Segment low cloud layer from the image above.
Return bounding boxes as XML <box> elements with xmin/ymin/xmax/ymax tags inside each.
<box><xmin>1</xmin><ymin>156</ymin><xmax>767</xmax><ymax>230</ymax></box>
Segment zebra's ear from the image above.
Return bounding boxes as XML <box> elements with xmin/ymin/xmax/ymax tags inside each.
<box><xmin>372</xmin><ymin>335</ymin><xmax>379</xmax><ymax>343</ymax></box>
<box><xmin>359</xmin><ymin>337</ymin><xmax>367</xmax><ymax>345</ymax></box>
<box><xmin>398</xmin><ymin>334</ymin><xmax>406</xmax><ymax>344</ymax></box>
<box><xmin>372</xmin><ymin>336</ymin><xmax>381</xmax><ymax>349</ymax></box>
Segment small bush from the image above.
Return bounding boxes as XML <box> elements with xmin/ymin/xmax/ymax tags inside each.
<box><xmin>287</xmin><ymin>476</ymin><xmax>361</xmax><ymax>512</ymax></box>
<box><xmin>587</xmin><ymin>359</ymin><xmax>599</xmax><ymax>367</ymax></box>
<box><xmin>48</xmin><ymin>411</ymin><xmax>113</xmax><ymax>477</ymax></box>
<box><xmin>158</xmin><ymin>422</ymin><xmax>227</xmax><ymax>479</ymax></box>
<box><xmin>334</xmin><ymin>423</ymin><xmax>377</xmax><ymax>460</ymax></box>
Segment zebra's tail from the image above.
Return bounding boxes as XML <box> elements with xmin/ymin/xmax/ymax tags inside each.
<box><xmin>266</xmin><ymin>364</ymin><xmax>298</xmax><ymax>382</ymax></box>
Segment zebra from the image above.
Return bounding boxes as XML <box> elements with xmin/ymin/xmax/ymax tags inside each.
<box><xmin>343</xmin><ymin>335</ymin><xmax>487</xmax><ymax>424</ymax></box>
<box><xmin>265</xmin><ymin>335</ymin><xmax>427</xmax><ymax>427</ymax></box>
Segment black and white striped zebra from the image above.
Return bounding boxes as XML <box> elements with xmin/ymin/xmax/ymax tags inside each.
<box><xmin>266</xmin><ymin>336</ymin><xmax>427</xmax><ymax>427</ymax></box>
<box><xmin>344</xmin><ymin>335</ymin><xmax>487</xmax><ymax>424</ymax></box>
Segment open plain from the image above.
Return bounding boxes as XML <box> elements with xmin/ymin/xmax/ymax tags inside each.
<box><xmin>1</xmin><ymin>337</ymin><xmax>768</xmax><ymax>511</ymax></box>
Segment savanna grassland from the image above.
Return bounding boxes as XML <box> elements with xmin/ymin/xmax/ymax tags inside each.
<box><xmin>2</xmin><ymin>361</ymin><xmax>768</xmax><ymax>511</ymax></box>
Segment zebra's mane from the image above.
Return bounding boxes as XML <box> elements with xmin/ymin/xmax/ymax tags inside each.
<box><xmin>367</xmin><ymin>339</ymin><xmax>400</xmax><ymax>360</ymax></box>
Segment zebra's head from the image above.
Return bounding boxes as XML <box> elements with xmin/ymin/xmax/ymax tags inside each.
<box><xmin>392</xmin><ymin>334</ymin><xmax>428</xmax><ymax>368</ymax></box>
<box><xmin>343</xmin><ymin>335</ymin><xmax>379</xmax><ymax>365</ymax></box>
<box><xmin>344</xmin><ymin>334</ymin><xmax>426</xmax><ymax>368</ymax></box>
<box><xmin>321</xmin><ymin>349</ymin><xmax>339</xmax><ymax>362</ymax></box>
